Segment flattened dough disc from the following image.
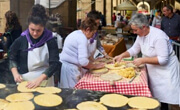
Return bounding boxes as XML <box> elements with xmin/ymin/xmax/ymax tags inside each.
<box><xmin>6</xmin><ymin>93</ymin><xmax>34</xmax><ymax>102</ymax></box>
<box><xmin>128</xmin><ymin>97</ymin><xmax>160</xmax><ymax>109</ymax></box>
<box><xmin>0</xmin><ymin>83</ymin><xmax>6</xmax><ymax>89</ymax></box>
<box><xmin>36</xmin><ymin>87</ymin><xmax>62</xmax><ymax>94</ymax></box>
<box><xmin>0</xmin><ymin>99</ymin><xmax>9</xmax><ymax>110</ymax></box>
<box><xmin>77</xmin><ymin>101</ymin><xmax>107</xmax><ymax>110</ymax></box>
<box><xmin>34</xmin><ymin>94</ymin><xmax>62</xmax><ymax>107</ymax></box>
<box><xmin>17</xmin><ymin>81</ymin><xmax>36</xmax><ymax>92</ymax></box>
<box><xmin>4</xmin><ymin>101</ymin><xmax>35</xmax><ymax>110</ymax></box>
<box><xmin>100</xmin><ymin>94</ymin><xmax>128</xmax><ymax>107</ymax></box>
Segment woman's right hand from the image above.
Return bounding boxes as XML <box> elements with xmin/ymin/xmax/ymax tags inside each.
<box><xmin>113</xmin><ymin>55</ymin><xmax>123</xmax><ymax>63</ymax></box>
<box><xmin>13</xmin><ymin>72</ymin><xmax>23</xmax><ymax>83</ymax></box>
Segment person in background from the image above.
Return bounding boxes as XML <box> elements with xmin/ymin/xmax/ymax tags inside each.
<box><xmin>87</xmin><ymin>10</ymin><xmax>109</xmax><ymax>60</ymax></box>
<box><xmin>9</xmin><ymin>4</ymin><xmax>61</xmax><ymax>88</ymax></box>
<box><xmin>161</xmin><ymin>5</ymin><xmax>180</xmax><ymax>41</ymax></box>
<box><xmin>113</xmin><ymin>13</ymin><xmax>180</xmax><ymax>110</ymax></box>
<box><xmin>3</xmin><ymin>11</ymin><xmax>22</xmax><ymax>52</ymax></box>
<box><xmin>112</xmin><ymin>13</ymin><xmax>116</xmax><ymax>25</ymax></box>
<box><xmin>152</xmin><ymin>10</ymin><xmax>162</xmax><ymax>29</ymax></box>
<box><xmin>60</xmin><ymin>18</ymin><xmax>104</xmax><ymax>88</ymax></box>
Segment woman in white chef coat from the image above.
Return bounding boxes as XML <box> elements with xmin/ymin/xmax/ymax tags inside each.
<box><xmin>9</xmin><ymin>4</ymin><xmax>60</xmax><ymax>88</ymax></box>
<box><xmin>113</xmin><ymin>13</ymin><xmax>180</xmax><ymax>110</ymax></box>
<box><xmin>60</xmin><ymin>18</ymin><xmax>104</xmax><ymax>88</ymax></box>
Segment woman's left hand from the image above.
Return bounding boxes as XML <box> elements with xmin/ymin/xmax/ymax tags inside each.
<box><xmin>133</xmin><ymin>58</ymin><xmax>144</xmax><ymax>66</ymax></box>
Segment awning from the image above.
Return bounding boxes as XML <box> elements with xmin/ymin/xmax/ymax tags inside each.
<box><xmin>35</xmin><ymin>0</ymin><xmax>65</xmax><ymax>8</ymax></box>
<box><xmin>116</xmin><ymin>0</ymin><xmax>137</xmax><ymax>11</ymax></box>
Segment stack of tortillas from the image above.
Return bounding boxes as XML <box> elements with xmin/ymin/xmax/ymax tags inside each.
<box><xmin>77</xmin><ymin>101</ymin><xmax>107</xmax><ymax>110</ymax></box>
<box><xmin>128</xmin><ymin>97</ymin><xmax>160</xmax><ymax>109</ymax></box>
<box><xmin>100</xmin><ymin>94</ymin><xmax>129</xmax><ymax>107</ymax></box>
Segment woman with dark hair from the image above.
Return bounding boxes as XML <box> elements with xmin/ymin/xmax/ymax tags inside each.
<box><xmin>9</xmin><ymin>4</ymin><xmax>60</xmax><ymax>88</ymax></box>
<box><xmin>3</xmin><ymin>10</ymin><xmax>22</xmax><ymax>51</ymax></box>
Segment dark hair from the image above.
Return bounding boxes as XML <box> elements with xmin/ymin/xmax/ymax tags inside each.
<box><xmin>5</xmin><ymin>10</ymin><xmax>22</xmax><ymax>32</ymax></box>
<box><xmin>80</xmin><ymin>18</ymin><xmax>98</xmax><ymax>31</ymax></box>
<box><xmin>164</xmin><ymin>5</ymin><xmax>173</xmax><ymax>12</ymax></box>
<box><xmin>28</xmin><ymin>4</ymin><xmax>48</xmax><ymax>27</ymax></box>
<box><xmin>87</xmin><ymin>10</ymin><xmax>101</xmax><ymax>20</ymax></box>
<box><xmin>157</xmin><ymin>9</ymin><xmax>161</xmax><ymax>13</ymax></box>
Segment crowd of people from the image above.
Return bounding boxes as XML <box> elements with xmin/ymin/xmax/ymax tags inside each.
<box><xmin>0</xmin><ymin>3</ymin><xmax>180</xmax><ymax>110</ymax></box>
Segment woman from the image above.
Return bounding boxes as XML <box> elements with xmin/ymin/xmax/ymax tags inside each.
<box><xmin>3</xmin><ymin>11</ymin><xmax>22</xmax><ymax>51</ymax></box>
<box><xmin>113</xmin><ymin>13</ymin><xmax>180</xmax><ymax>110</ymax></box>
<box><xmin>152</xmin><ymin>10</ymin><xmax>162</xmax><ymax>29</ymax></box>
<box><xmin>60</xmin><ymin>18</ymin><xmax>104</xmax><ymax>88</ymax></box>
<box><xmin>9</xmin><ymin>4</ymin><xmax>60</xmax><ymax>88</ymax></box>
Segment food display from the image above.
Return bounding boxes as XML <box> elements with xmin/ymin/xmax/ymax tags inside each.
<box><xmin>6</xmin><ymin>93</ymin><xmax>34</xmax><ymax>102</ymax></box>
<box><xmin>128</xmin><ymin>97</ymin><xmax>160</xmax><ymax>109</ymax></box>
<box><xmin>34</xmin><ymin>94</ymin><xmax>63</xmax><ymax>107</ymax></box>
<box><xmin>100</xmin><ymin>94</ymin><xmax>129</xmax><ymax>107</ymax></box>
<box><xmin>77</xmin><ymin>101</ymin><xmax>107</xmax><ymax>110</ymax></box>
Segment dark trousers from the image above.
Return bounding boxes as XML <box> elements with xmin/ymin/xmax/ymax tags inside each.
<box><xmin>161</xmin><ymin>102</ymin><xmax>169</xmax><ymax>110</ymax></box>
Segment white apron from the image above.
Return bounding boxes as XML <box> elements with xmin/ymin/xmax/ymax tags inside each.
<box><xmin>141</xmin><ymin>41</ymin><xmax>180</xmax><ymax>105</ymax></box>
<box><xmin>60</xmin><ymin>61</ymin><xmax>86</xmax><ymax>88</ymax></box>
<box><xmin>22</xmin><ymin>43</ymin><xmax>54</xmax><ymax>86</ymax></box>
<box><xmin>88</xmin><ymin>40</ymin><xmax>97</xmax><ymax>58</ymax></box>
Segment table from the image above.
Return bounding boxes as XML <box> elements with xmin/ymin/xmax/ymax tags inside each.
<box><xmin>0</xmin><ymin>84</ymin><xmax>157</xmax><ymax>110</ymax></box>
<box><xmin>102</xmin><ymin>37</ymin><xmax>127</xmax><ymax>57</ymax></box>
<box><xmin>75</xmin><ymin>68</ymin><xmax>152</xmax><ymax>97</ymax></box>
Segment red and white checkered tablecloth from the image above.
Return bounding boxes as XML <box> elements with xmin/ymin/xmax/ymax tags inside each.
<box><xmin>75</xmin><ymin>69</ymin><xmax>152</xmax><ymax>97</ymax></box>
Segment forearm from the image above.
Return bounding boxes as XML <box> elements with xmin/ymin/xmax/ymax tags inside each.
<box><xmin>142</xmin><ymin>57</ymin><xmax>159</xmax><ymax>65</ymax></box>
<box><xmin>43</xmin><ymin>62</ymin><xmax>61</xmax><ymax>77</ymax></box>
<box><xmin>11</xmin><ymin>67</ymin><xmax>19</xmax><ymax>76</ymax></box>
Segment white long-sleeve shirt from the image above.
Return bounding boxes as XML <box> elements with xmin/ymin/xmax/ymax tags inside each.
<box><xmin>128</xmin><ymin>26</ymin><xmax>173</xmax><ymax>65</ymax></box>
<box><xmin>60</xmin><ymin>30</ymin><xmax>89</xmax><ymax>66</ymax></box>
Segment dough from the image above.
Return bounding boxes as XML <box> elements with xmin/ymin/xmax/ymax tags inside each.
<box><xmin>36</xmin><ymin>87</ymin><xmax>62</xmax><ymax>93</ymax></box>
<box><xmin>0</xmin><ymin>99</ymin><xmax>9</xmax><ymax>110</ymax></box>
<box><xmin>34</xmin><ymin>94</ymin><xmax>62</xmax><ymax>107</ymax></box>
<box><xmin>4</xmin><ymin>101</ymin><xmax>35</xmax><ymax>110</ymax></box>
<box><xmin>105</xmin><ymin>64</ymin><xmax>126</xmax><ymax>70</ymax></box>
<box><xmin>100</xmin><ymin>94</ymin><xmax>129</xmax><ymax>107</ymax></box>
<box><xmin>77</xmin><ymin>101</ymin><xmax>107</xmax><ymax>110</ymax></box>
<box><xmin>0</xmin><ymin>83</ymin><xmax>6</xmax><ymax>89</ymax></box>
<box><xmin>128</xmin><ymin>97</ymin><xmax>160</xmax><ymax>109</ymax></box>
<box><xmin>91</xmin><ymin>68</ymin><xmax>108</xmax><ymax>74</ymax></box>
<box><xmin>101</xmin><ymin>73</ymin><xmax>122</xmax><ymax>81</ymax></box>
<box><xmin>17</xmin><ymin>81</ymin><xmax>36</xmax><ymax>92</ymax></box>
<box><xmin>6</xmin><ymin>93</ymin><xmax>34</xmax><ymax>102</ymax></box>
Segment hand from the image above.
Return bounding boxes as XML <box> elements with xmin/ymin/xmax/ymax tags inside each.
<box><xmin>133</xmin><ymin>58</ymin><xmax>144</xmax><ymax>66</ymax></box>
<box><xmin>113</xmin><ymin>55</ymin><xmax>123</xmax><ymax>63</ymax></box>
<box><xmin>94</xmin><ymin>63</ymin><xmax>105</xmax><ymax>69</ymax></box>
<box><xmin>26</xmin><ymin>76</ymin><xmax>45</xmax><ymax>89</ymax></box>
<box><xmin>13</xmin><ymin>72</ymin><xmax>23</xmax><ymax>83</ymax></box>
